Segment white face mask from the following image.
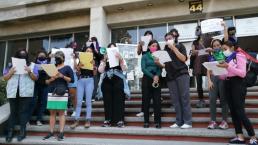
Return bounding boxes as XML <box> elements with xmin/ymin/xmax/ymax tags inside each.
<box><xmin>223</xmin><ymin>49</ymin><xmax>233</xmax><ymax>57</ymax></box>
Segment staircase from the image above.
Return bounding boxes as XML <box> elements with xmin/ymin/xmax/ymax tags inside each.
<box><xmin>1</xmin><ymin>87</ymin><xmax>258</xmax><ymax>144</ymax></box>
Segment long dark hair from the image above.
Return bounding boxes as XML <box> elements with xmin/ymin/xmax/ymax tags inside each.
<box><xmin>147</xmin><ymin>40</ymin><xmax>161</xmax><ymax>52</ymax></box>
<box><xmin>107</xmin><ymin>43</ymin><xmax>117</xmax><ymax>48</ymax></box>
<box><xmin>34</xmin><ymin>49</ymin><xmax>48</xmax><ymax>63</ymax></box>
<box><xmin>14</xmin><ymin>48</ymin><xmax>30</xmax><ymax>66</ymax></box>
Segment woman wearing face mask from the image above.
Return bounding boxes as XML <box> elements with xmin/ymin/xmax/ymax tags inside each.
<box><xmin>3</xmin><ymin>49</ymin><xmax>38</xmax><ymax>142</ymax></box>
<box><xmin>136</xmin><ymin>30</ymin><xmax>154</xmax><ymax>117</ymax></box>
<box><xmin>98</xmin><ymin>43</ymin><xmax>128</xmax><ymax>128</ymax></box>
<box><xmin>206</xmin><ymin>39</ymin><xmax>229</xmax><ymax>130</ymax></box>
<box><xmin>33</xmin><ymin>50</ymin><xmax>50</xmax><ymax>126</ymax></box>
<box><xmin>155</xmin><ymin>30</ymin><xmax>192</xmax><ymax>129</ymax></box>
<box><xmin>43</xmin><ymin>51</ymin><xmax>74</xmax><ymax>141</ymax></box>
<box><xmin>141</xmin><ymin>40</ymin><xmax>161</xmax><ymax>129</ymax></box>
<box><xmin>70</xmin><ymin>46</ymin><xmax>97</xmax><ymax>129</ymax></box>
<box><xmin>191</xmin><ymin>36</ymin><xmax>209</xmax><ymax>108</ymax></box>
<box><xmin>218</xmin><ymin>41</ymin><xmax>257</xmax><ymax>145</ymax></box>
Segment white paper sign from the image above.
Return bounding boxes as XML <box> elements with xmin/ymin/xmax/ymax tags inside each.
<box><xmin>152</xmin><ymin>50</ymin><xmax>172</xmax><ymax>64</ymax></box>
<box><xmin>107</xmin><ymin>47</ymin><xmax>119</xmax><ymax>68</ymax></box>
<box><xmin>202</xmin><ymin>61</ymin><xmax>228</xmax><ymax>76</ymax></box>
<box><xmin>51</xmin><ymin>48</ymin><xmax>60</xmax><ymax>55</ymax></box>
<box><xmin>60</xmin><ymin>48</ymin><xmax>74</xmax><ymax>69</ymax></box>
<box><xmin>236</xmin><ymin>17</ymin><xmax>258</xmax><ymax>37</ymax></box>
<box><xmin>198</xmin><ymin>48</ymin><xmax>209</xmax><ymax>56</ymax></box>
<box><xmin>201</xmin><ymin>18</ymin><xmax>224</xmax><ymax>33</ymax></box>
<box><xmin>116</xmin><ymin>43</ymin><xmax>137</xmax><ymax>59</ymax></box>
<box><xmin>174</xmin><ymin>23</ymin><xmax>198</xmax><ymax>39</ymax></box>
<box><xmin>12</xmin><ymin>57</ymin><xmax>27</xmax><ymax>74</ymax></box>
<box><xmin>141</xmin><ymin>35</ymin><xmax>152</xmax><ymax>52</ymax></box>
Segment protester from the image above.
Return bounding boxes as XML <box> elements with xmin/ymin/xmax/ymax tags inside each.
<box><xmin>70</xmin><ymin>46</ymin><xmax>97</xmax><ymax>129</ymax></box>
<box><xmin>43</xmin><ymin>51</ymin><xmax>74</xmax><ymax>141</ymax></box>
<box><xmin>206</xmin><ymin>39</ymin><xmax>229</xmax><ymax>129</ymax></box>
<box><xmin>218</xmin><ymin>41</ymin><xmax>257</xmax><ymax>145</ymax></box>
<box><xmin>136</xmin><ymin>30</ymin><xmax>154</xmax><ymax>117</ymax></box>
<box><xmin>141</xmin><ymin>40</ymin><xmax>162</xmax><ymax>129</ymax></box>
<box><xmin>191</xmin><ymin>36</ymin><xmax>209</xmax><ymax>108</ymax></box>
<box><xmin>4</xmin><ymin>49</ymin><xmax>38</xmax><ymax>142</ymax></box>
<box><xmin>98</xmin><ymin>43</ymin><xmax>128</xmax><ymax>128</ymax></box>
<box><xmin>155</xmin><ymin>30</ymin><xmax>192</xmax><ymax>129</ymax></box>
<box><xmin>34</xmin><ymin>50</ymin><xmax>50</xmax><ymax>126</ymax></box>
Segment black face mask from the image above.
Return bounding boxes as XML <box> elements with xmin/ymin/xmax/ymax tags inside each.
<box><xmin>55</xmin><ymin>57</ymin><xmax>63</xmax><ymax>65</ymax></box>
<box><xmin>38</xmin><ymin>56</ymin><xmax>46</xmax><ymax>61</ymax></box>
<box><xmin>18</xmin><ymin>53</ymin><xmax>27</xmax><ymax>59</ymax></box>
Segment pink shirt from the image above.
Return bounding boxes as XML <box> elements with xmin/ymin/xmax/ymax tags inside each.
<box><xmin>220</xmin><ymin>52</ymin><xmax>247</xmax><ymax>80</ymax></box>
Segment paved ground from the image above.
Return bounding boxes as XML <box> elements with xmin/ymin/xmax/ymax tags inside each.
<box><xmin>0</xmin><ymin>136</ymin><xmax>230</xmax><ymax>145</ymax></box>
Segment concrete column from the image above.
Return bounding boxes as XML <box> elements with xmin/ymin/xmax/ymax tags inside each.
<box><xmin>90</xmin><ymin>7</ymin><xmax>110</xmax><ymax>47</ymax></box>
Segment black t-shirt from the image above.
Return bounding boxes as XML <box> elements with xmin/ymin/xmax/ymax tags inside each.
<box><xmin>164</xmin><ymin>43</ymin><xmax>189</xmax><ymax>81</ymax></box>
<box><xmin>105</xmin><ymin>62</ymin><xmax>122</xmax><ymax>71</ymax></box>
<box><xmin>80</xmin><ymin>69</ymin><xmax>93</xmax><ymax>77</ymax></box>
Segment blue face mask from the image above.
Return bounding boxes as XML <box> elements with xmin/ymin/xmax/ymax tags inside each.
<box><xmin>213</xmin><ymin>48</ymin><xmax>221</xmax><ymax>53</ymax></box>
<box><xmin>37</xmin><ymin>59</ymin><xmax>48</xmax><ymax>64</ymax></box>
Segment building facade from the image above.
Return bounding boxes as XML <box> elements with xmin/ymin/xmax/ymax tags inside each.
<box><xmin>0</xmin><ymin>0</ymin><xmax>258</xmax><ymax>89</ymax></box>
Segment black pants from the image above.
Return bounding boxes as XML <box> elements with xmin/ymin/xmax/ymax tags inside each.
<box><xmin>225</xmin><ymin>77</ymin><xmax>255</xmax><ymax>136</ymax></box>
<box><xmin>142</xmin><ymin>75</ymin><xmax>161</xmax><ymax>124</ymax></box>
<box><xmin>102</xmin><ymin>75</ymin><xmax>125</xmax><ymax>124</ymax></box>
<box><xmin>8</xmin><ymin>94</ymin><xmax>32</xmax><ymax>131</ymax></box>
<box><xmin>196</xmin><ymin>74</ymin><xmax>204</xmax><ymax>100</ymax></box>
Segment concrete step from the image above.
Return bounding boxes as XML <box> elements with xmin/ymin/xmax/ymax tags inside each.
<box><xmin>0</xmin><ymin>136</ymin><xmax>230</xmax><ymax>145</ymax></box>
<box><xmin>10</xmin><ymin>125</ymin><xmax>258</xmax><ymax>143</ymax></box>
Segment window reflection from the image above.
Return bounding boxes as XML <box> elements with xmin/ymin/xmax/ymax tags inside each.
<box><xmin>28</xmin><ymin>37</ymin><xmax>49</xmax><ymax>62</ymax></box>
<box><xmin>74</xmin><ymin>32</ymin><xmax>89</xmax><ymax>49</ymax></box>
<box><xmin>111</xmin><ymin>27</ymin><xmax>137</xmax><ymax>44</ymax></box>
<box><xmin>139</xmin><ymin>24</ymin><xmax>167</xmax><ymax>42</ymax></box>
<box><xmin>50</xmin><ymin>34</ymin><xmax>72</xmax><ymax>49</ymax></box>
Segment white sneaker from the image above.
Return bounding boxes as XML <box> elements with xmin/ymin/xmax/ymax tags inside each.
<box><xmin>151</xmin><ymin>113</ymin><xmax>154</xmax><ymax>117</ymax></box>
<box><xmin>36</xmin><ymin>121</ymin><xmax>43</xmax><ymax>126</ymax></box>
<box><xmin>64</xmin><ymin>111</ymin><xmax>67</xmax><ymax>116</ymax></box>
<box><xmin>71</xmin><ymin>111</ymin><xmax>76</xmax><ymax>117</ymax></box>
<box><xmin>136</xmin><ymin>112</ymin><xmax>144</xmax><ymax>117</ymax></box>
<box><xmin>180</xmin><ymin>124</ymin><xmax>192</xmax><ymax>129</ymax></box>
<box><xmin>169</xmin><ymin>123</ymin><xmax>180</xmax><ymax>128</ymax></box>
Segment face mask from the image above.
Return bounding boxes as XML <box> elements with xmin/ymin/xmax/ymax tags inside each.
<box><xmin>38</xmin><ymin>56</ymin><xmax>46</xmax><ymax>61</ymax></box>
<box><xmin>213</xmin><ymin>48</ymin><xmax>221</xmax><ymax>53</ymax></box>
<box><xmin>55</xmin><ymin>57</ymin><xmax>63</xmax><ymax>65</ymax></box>
<box><xmin>18</xmin><ymin>53</ymin><xmax>27</xmax><ymax>59</ymax></box>
<box><xmin>149</xmin><ymin>47</ymin><xmax>157</xmax><ymax>53</ymax></box>
<box><xmin>223</xmin><ymin>49</ymin><xmax>233</xmax><ymax>57</ymax></box>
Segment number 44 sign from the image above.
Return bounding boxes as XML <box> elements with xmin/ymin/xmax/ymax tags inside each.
<box><xmin>189</xmin><ymin>0</ymin><xmax>203</xmax><ymax>14</ymax></box>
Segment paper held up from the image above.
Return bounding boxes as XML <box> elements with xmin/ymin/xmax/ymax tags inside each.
<box><xmin>141</xmin><ymin>35</ymin><xmax>152</xmax><ymax>52</ymax></box>
<box><xmin>201</xmin><ymin>18</ymin><xmax>224</xmax><ymax>33</ymax></box>
<box><xmin>41</xmin><ymin>64</ymin><xmax>59</xmax><ymax>77</ymax></box>
<box><xmin>12</xmin><ymin>57</ymin><xmax>27</xmax><ymax>74</ymax></box>
<box><xmin>152</xmin><ymin>50</ymin><xmax>172</xmax><ymax>64</ymax></box>
<box><xmin>202</xmin><ymin>61</ymin><xmax>228</xmax><ymax>76</ymax></box>
<box><xmin>79</xmin><ymin>52</ymin><xmax>93</xmax><ymax>70</ymax></box>
<box><xmin>107</xmin><ymin>47</ymin><xmax>120</xmax><ymax>68</ymax></box>
<box><xmin>198</xmin><ymin>48</ymin><xmax>209</xmax><ymax>56</ymax></box>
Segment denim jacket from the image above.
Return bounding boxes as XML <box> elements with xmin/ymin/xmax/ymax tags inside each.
<box><xmin>96</xmin><ymin>69</ymin><xmax>131</xmax><ymax>99</ymax></box>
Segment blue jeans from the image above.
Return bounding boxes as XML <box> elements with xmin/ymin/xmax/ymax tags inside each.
<box><xmin>75</xmin><ymin>78</ymin><xmax>94</xmax><ymax>120</ymax></box>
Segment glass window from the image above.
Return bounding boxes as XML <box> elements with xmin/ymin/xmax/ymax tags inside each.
<box><xmin>6</xmin><ymin>39</ymin><xmax>27</xmax><ymax>67</ymax></box>
<box><xmin>111</xmin><ymin>27</ymin><xmax>137</xmax><ymax>44</ymax></box>
<box><xmin>28</xmin><ymin>37</ymin><xmax>49</xmax><ymax>62</ymax></box>
<box><xmin>0</xmin><ymin>41</ymin><xmax>6</xmax><ymax>75</ymax></box>
<box><xmin>139</xmin><ymin>24</ymin><xmax>167</xmax><ymax>42</ymax></box>
<box><xmin>224</xmin><ymin>16</ymin><xmax>234</xmax><ymax>27</ymax></box>
<box><xmin>50</xmin><ymin>34</ymin><xmax>72</xmax><ymax>49</ymax></box>
<box><xmin>74</xmin><ymin>32</ymin><xmax>89</xmax><ymax>49</ymax></box>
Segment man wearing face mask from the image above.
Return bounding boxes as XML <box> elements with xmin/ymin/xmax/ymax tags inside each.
<box><xmin>3</xmin><ymin>49</ymin><xmax>38</xmax><ymax>143</ymax></box>
<box><xmin>155</xmin><ymin>30</ymin><xmax>192</xmax><ymax>129</ymax></box>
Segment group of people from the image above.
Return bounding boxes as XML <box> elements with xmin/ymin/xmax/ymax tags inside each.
<box><xmin>3</xmin><ymin>20</ymin><xmax>258</xmax><ymax>145</ymax></box>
